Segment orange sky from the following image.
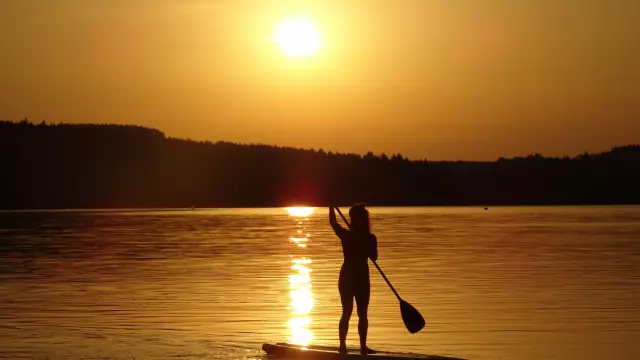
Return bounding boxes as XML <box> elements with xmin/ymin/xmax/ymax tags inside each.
<box><xmin>1</xmin><ymin>0</ymin><xmax>639</xmax><ymax>160</ymax></box>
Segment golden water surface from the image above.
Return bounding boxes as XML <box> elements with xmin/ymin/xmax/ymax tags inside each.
<box><xmin>1</xmin><ymin>206</ymin><xmax>639</xmax><ymax>360</ymax></box>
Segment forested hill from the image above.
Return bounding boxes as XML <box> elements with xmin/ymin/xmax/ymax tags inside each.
<box><xmin>2</xmin><ymin>120</ymin><xmax>639</xmax><ymax>209</ymax></box>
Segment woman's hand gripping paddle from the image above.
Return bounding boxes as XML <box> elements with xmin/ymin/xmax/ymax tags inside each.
<box><xmin>334</xmin><ymin>206</ymin><xmax>426</xmax><ymax>334</ymax></box>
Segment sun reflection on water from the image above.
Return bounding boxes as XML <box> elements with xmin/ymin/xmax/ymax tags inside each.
<box><xmin>287</xmin><ymin>208</ymin><xmax>314</xmax><ymax>346</ymax></box>
<box><xmin>286</xmin><ymin>207</ymin><xmax>315</xmax><ymax>217</ymax></box>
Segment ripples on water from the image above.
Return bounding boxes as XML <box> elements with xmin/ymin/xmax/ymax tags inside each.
<box><xmin>0</xmin><ymin>206</ymin><xmax>639</xmax><ymax>360</ymax></box>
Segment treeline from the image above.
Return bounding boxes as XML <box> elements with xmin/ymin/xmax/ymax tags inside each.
<box><xmin>1</xmin><ymin>120</ymin><xmax>639</xmax><ymax>208</ymax></box>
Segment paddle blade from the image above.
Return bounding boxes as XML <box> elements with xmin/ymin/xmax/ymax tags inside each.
<box><xmin>400</xmin><ymin>299</ymin><xmax>425</xmax><ymax>334</ymax></box>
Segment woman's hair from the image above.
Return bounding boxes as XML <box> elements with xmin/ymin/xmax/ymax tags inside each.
<box><xmin>349</xmin><ymin>202</ymin><xmax>371</xmax><ymax>234</ymax></box>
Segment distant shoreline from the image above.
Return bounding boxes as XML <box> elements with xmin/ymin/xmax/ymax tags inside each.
<box><xmin>2</xmin><ymin>120</ymin><xmax>639</xmax><ymax>209</ymax></box>
<box><xmin>3</xmin><ymin>204</ymin><xmax>640</xmax><ymax>212</ymax></box>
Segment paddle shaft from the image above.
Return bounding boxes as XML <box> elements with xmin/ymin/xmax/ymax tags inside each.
<box><xmin>334</xmin><ymin>206</ymin><xmax>402</xmax><ymax>301</ymax></box>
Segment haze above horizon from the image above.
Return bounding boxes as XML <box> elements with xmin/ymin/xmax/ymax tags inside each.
<box><xmin>1</xmin><ymin>0</ymin><xmax>639</xmax><ymax>161</ymax></box>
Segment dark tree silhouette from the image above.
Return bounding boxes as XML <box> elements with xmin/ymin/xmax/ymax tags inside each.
<box><xmin>1</xmin><ymin>120</ymin><xmax>638</xmax><ymax>209</ymax></box>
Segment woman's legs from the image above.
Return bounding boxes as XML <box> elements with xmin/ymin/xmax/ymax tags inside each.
<box><xmin>339</xmin><ymin>272</ymin><xmax>353</xmax><ymax>352</ymax></box>
<box><xmin>355</xmin><ymin>287</ymin><xmax>372</xmax><ymax>354</ymax></box>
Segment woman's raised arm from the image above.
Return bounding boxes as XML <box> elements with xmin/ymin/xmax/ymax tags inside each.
<box><xmin>329</xmin><ymin>206</ymin><xmax>349</xmax><ymax>238</ymax></box>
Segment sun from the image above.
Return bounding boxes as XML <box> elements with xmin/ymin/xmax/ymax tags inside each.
<box><xmin>274</xmin><ymin>18</ymin><xmax>322</xmax><ymax>58</ymax></box>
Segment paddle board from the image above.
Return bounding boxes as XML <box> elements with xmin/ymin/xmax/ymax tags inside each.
<box><xmin>262</xmin><ymin>343</ymin><xmax>467</xmax><ymax>360</ymax></box>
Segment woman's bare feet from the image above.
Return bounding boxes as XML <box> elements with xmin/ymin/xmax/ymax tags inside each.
<box><xmin>360</xmin><ymin>347</ymin><xmax>376</xmax><ymax>355</ymax></box>
<box><xmin>339</xmin><ymin>345</ymin><xmax>348</xmax><ymax>354</ymax></box>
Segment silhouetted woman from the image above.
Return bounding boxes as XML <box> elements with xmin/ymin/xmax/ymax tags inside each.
<box><xmin>329</xmin><ymin>203</ymin><xmax>378</xmax><ymax>354</ymax></box>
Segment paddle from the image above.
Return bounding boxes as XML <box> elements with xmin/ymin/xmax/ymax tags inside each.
<box><xmin>334</xmin><ymin>206</ymin><xmax>426</xmax><ymax>334</ymax></box>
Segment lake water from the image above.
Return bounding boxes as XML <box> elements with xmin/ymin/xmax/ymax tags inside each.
<box><xmin>0</xmin><ymin>206</ymin><xmax>639</xmax><ymax>360</ymax></box>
